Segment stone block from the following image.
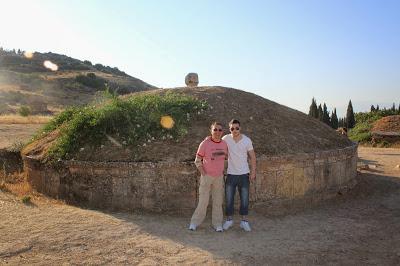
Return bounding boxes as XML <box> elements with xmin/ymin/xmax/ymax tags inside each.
<box><xmin>293</xmin><ymin>167</ymin><xmax>314</xmax><ymax>197</ymax></box>
<box><xmin>256</xmin><ymin>171</ymin><xmax>277</xmax><ymax>201</ymax></box>
<box><xmin>276</xmin><ymin>169</ymin><xmax>294</xmax><ymax>199</ymax></box>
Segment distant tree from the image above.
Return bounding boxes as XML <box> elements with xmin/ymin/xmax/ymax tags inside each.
<box><xmin>308</xmin><ymin>97</ymin><xmax>318</xmax><ymax>118</ymax></box>
<box><xmin>17</xmin><ymin>49</ymin><xmax>21</xmax><ymax>55</ymax></box>
<box><xmin>83</xmin><ymin>60</ymin><xmax>92</xmax><ymax>66</ymax></box>
<box><xmin>376</xmin><ymin>104</ymin><xmax>380</xmax><ymax>111</ymax></box>
<box><xmin>370</xmin><ymin>105</ymin><xmax>375</xmax><ymax>112</ymax></box>
<box><xmin>338</xmin><ymin>117</ymin><xmax>344</xmax><ymax>128</ymax></box>
<box><xmin>346</xmin><ymin>100</ymin><xmax>355</xmax><ymax>128</ymax></box>
<box><xmin>12</xmin><ymin>49</ymin><xmax>16</xmax><ymax>54</ymax></box>
<box><xmin>330</xmin><ymin>108</ymin><xmax>339</xmax><ymax>129</ymax></box>
<box><xmin>322</xmin><ymin>103</ymin><xmax>330</xmax><ymax>125</ymax></box>
<box><xmin>398</xmin><ymin>103</ymin><xmax>400</xmax><ymax>114</ymax></box>
<box><xmin>318</xmin><ymin>104</ymin><xmax>323</xmax><ymax>121</ymax></box>
<box><xmin>392</xmin><ymin>103</ymin><xmax>396</xmax><ymax>112</ymax></box>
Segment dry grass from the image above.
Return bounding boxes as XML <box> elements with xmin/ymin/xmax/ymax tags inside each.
<box><xmin>0</xmin><ymin>171</ymin><xmax>32</xmax><ymax>196</ymax></box>
<box><xmin>0</xmin><ymin>114</ymin><xmax>52</xmax><ymax>124</ymax></box>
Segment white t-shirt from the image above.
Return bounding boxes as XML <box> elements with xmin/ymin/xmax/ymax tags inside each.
<box><xmin>222</xmin><ymin>134</ymin><xmax>254</xmax><ymax>175</ymax></box>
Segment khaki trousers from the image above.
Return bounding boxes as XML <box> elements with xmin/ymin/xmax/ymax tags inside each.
<box><xmin>190</xmin><ymin>175</ymin><xmax>224</xmax><ymax>228</ymax></box>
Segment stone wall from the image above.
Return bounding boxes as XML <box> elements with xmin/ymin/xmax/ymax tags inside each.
<box><xmin>23</xmin><ymin>144</ymin><xmax>358</xmax><ymax>212</ymax></box>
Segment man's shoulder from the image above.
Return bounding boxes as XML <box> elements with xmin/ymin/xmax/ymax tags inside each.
<box><xmin>242</xmin><ymin>134</ymin><xmax>252</xmax><ymax>142</ymax></box>
<box><xmin>199</xmin><ymin>137</ymin><xmax>210</xmax><ymax>146</ymax></box>
<box><xmin>222</xmin><ymin>134</ymin><xmax>232</xmax><ymax>141</ymax></box>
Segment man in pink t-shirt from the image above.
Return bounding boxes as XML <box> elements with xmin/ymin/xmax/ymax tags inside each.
<box><xmin>189</xmin><ymin>122</ymin><xmax>228</xmax><ymax>232</ymax></box>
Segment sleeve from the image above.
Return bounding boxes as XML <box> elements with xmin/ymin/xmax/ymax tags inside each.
<box><xmin>246</xmin><ymin>138</ymin><xmax>254</xmax><ymax>152</ymax></box>
<box><xmin>196</xmin><ymin>140</ymin><xmax>206</xmax><ymax>157</ymax></box>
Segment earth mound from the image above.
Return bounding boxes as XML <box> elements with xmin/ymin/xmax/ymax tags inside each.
<box><xmin>23</xmin><ymin>86</ymin><xmax>352</xmax><ymax>163</ymax></box>
<box><xmin>372</xmin><ymin>115</ymin><xmax>400</xmax><ymax>133</ymax></box>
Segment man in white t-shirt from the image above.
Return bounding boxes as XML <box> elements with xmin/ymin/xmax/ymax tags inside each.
<box><xmin>222</xmin><ymin>119</ymin><xmax>256</xmax><ymax>232</ymax></box>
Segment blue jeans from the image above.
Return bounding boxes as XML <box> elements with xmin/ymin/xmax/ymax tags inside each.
<box><xmin>225</xmin><ymin>174</ymin><xmax>249</xmax><ymax>216</ymax></box>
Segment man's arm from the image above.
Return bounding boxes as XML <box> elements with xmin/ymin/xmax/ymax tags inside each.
<box><xmin>248</xmin><ymin>149</ymin><xmax>256</xmax><ymax>180</ymax></box>
<box><xmin>194</xmin><ymin>155</ymin><xmax>206</xmax><ymax>176</ymax></box>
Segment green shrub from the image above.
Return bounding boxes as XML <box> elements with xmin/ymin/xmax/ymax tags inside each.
<box><xmin>18</xmin><ymin>105</ymin><xmax>31</xmax><ymax>116</ymax></box>
<box><xmin>21</xmin><ymin>195</ymin><xmax>31</xmax><ymax>204</ymax></box>
<box><xmin>75</xmin><ymin>73</ymin><xmax>105</xmax><ymax>89</ymax></box>
<box><xmin>40</xmin><ymin>91</ymin><xmax>207</xmax><ymax>161</ymax></box>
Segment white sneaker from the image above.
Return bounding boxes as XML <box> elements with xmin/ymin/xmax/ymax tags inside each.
<box><xmin>188</xmin><ymin>223</ymin><xmax>197</xmax><ymax>231</ymax></box>
<box><xmin>215</xmin><ymin>226</ymin><xmax>223</xmax><ymax>232</ymax></box>
<box><xmin>240</xmin><ymin>220</ymin><xmax>251</xmax><ymax>232</ymax></box>
<box><xmin>223</xmin><ymin>220</ymin><xmax>233</xmax><ymax>230</ymax></box>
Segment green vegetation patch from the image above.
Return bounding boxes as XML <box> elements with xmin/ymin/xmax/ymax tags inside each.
<box><xmin>348</xmin><ymin>110</ymin><xmax>398</xmax><ymax>143</ymax></box>
<box><xmin>75</xmin><ymin>73</ymin><xmax>106</xmax><ymax>89</ymax></box>
<box><xmin>38</xmin><ymin>91</ymin><xmax>207</xmax><ymax>161</ymax></box>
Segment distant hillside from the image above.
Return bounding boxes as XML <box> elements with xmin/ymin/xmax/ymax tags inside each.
<box><xmin>0</xmin><ymin>49</ymin><xmax>157</xmax><ymax>114</ymax></box>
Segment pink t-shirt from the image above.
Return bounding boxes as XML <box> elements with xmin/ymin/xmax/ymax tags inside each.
<box><xmin>196</xmin><ymin>137</ymin><xmax>228</xmax><ymax>177</ymax></box>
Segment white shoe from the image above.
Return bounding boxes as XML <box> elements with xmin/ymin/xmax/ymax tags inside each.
<box><xmin>240</xmin><ymin>220</ymin><xmax>251</xmax><ymax>232</ymax></box>
<box><xmin>223</xmin><ymin>220</ymin><xmax>233</xmax><ymax>230</ymax></box>
<box><xmin>188</xmin><ymin>223</ymin><xmax>197</xmax><ymax>231</ymax></box>
<box><xmin>215</xmin><ymin>226</ymin><xmax>223</xmax><ymax>232</ymax></box>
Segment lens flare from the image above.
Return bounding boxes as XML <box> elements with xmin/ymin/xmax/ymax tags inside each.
<box><xmin>160</xmin><ymin>115</ymin><xmax>175</xmax><ymax>129</ymax></box>
<box><xmin>23</xmin><ymin>51</ymin><xmax>34</xmax><ymax>59</ymax></box>
<box><xmin>43</xmin><ymin>60</ymin><xmax>58</xmax><ymax>71</ymax></box>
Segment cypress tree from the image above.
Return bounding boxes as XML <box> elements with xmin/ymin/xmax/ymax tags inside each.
<box><xmin>392</xmin><ymin>103</ymin><xmax>396</xmax><ymax>112</ymax></box>
<box><xmin>330</xmin><ymin>108</ymin><xmax>339</xmax><ymax>129</ymax></box>
<box><xmin>322</xmin><ymin>103</ymin><xmax>330</xmax><ymax>125</ymax></box>
<box><xmin>346</xmin><ymin>100</ymin><xmax>355</xmax><ymax>128</ymax></box>
<box><xmin>376</xmin><ymin>104</ymin><xmax>380</xmax><ymax>111</ymax></box>
<box><xmin>318</xmin><ymin>104</ymin><xmax>323</xmax><ymax>121</ymax></box>
<box><xmin>370</xmin><ymin>105</ymin><xmax>375</xmax><ymax>112</ymax></box>
<box><xmin>308</xmin><ymin>97</ymin><xmax>318</xmax><ymax>118</ymax></box>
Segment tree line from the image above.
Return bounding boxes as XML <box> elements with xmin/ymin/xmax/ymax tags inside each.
<box><xmin>309</xmin><ymin>98</ymin><xmax>400</xmax><ymax>130</ymax></box>
<box><xmin>308</xmin><ymin>98</ymin><xmax>355</xmax><ymax>129</ymax></box>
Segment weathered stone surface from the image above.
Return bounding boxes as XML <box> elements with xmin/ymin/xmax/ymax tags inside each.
<box><xmin>276</xmin><ymin>169</ymin><xmax>294</xmax><ymax>198</ymax></box>
<box><xmin>185</xmin><ymin>73</ymin><xmax>199</xmax><ymax>87</ymax></box>
<box><xmin>293</xmin><ymin>168</ymin><xmax>314</xmax><ymax>197</ymax></box>
<box><xmin>23</xmin><ymin>144</ymin><xmax>358</xmax><ymax>212</ymax></box>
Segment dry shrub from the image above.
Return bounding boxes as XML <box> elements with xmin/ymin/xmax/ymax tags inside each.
<box><xmin>0</xmin><ymin>171</ymin><xmax>32</xmax><ymax>196</ymax></box>
<box><xmin>0</xmin><ymin>114</ymin><xmax>53</xmax><ymax>124</ymax></box>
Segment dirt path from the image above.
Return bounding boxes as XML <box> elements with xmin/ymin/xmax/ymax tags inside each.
<box><xmin>1</xmin><ymin>147</ymin><xmax>400</xmax><ymax>265</ymax></box>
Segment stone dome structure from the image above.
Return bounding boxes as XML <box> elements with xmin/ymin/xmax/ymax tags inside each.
<box><xmin>23</xmin><ymin>86</ymin><xmax>358</xmax><ymax>212</ymax></box>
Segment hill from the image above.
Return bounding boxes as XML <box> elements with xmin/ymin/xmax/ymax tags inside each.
<box><xmin>0</xmin><ymin>49</ymin><xmax>156</xmax><ymax>114</ymax></box>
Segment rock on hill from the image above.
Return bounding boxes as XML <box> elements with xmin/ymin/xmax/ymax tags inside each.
<box><xmin>0</xmin><ymin>49</ymin><xmax>156</xmax><ymax>114</ymax></box>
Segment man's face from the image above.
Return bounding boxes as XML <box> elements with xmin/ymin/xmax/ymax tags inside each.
<box><xmin>211</xmin><ymin>125</ymin><xmax>223</xmax><ymax>140</ymax></box>
<box><xmin>229</xmin><ymin>123</ymin><xmax>241</xmax><ymax>137</ymax></box>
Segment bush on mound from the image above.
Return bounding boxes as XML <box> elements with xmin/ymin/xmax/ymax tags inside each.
<box><xmin>26</xmin><ymin>91</ymin><xmax>207</xmax><ymax>162</ymax></box>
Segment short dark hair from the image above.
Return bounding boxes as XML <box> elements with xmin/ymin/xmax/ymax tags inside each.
<box><xmin>210</xmin><ymin>121</ymin><xmax>223</xmax><ymax>129</ymax></box>
<box><xmin>229</xmin><ymin>119</ymin><xmax>240</xmax><ymax>126</ymax></box>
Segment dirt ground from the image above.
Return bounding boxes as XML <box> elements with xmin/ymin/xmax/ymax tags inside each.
<box><xmin>1</xmin><ymin>147</ymin><xmax>400</xmax><ymax>265</ymax></box>
<box><xmin>0</xmin><ymin>124</ymin><xmax>43</xmax><ymax>149</ymax></box>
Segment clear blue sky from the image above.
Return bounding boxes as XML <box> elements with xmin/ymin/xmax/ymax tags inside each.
<box><xmin>1</xmin><ymin>0</ymin><xmax>399</xmax><ymax>117</ymax></box>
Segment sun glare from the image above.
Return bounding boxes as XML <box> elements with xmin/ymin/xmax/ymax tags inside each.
<box><xmin>43</xmin><ymin>60</ymin><xmax>58</xmax><ymax>71</ymax></box>
<box><xmin>160</xmin><ymin>115</ymin><xmax>175</xmax><ymax>129</ymax></box>
<box><xmin>23</xmin><ymin>51</ymin><xmax>34</xmax><ymax>59</ymax></box>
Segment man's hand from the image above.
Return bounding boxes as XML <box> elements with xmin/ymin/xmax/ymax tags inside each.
<box><xmin>250</xmin><ymin>172</ymin><xmax>256</xmax><ymax>181</ymax></box>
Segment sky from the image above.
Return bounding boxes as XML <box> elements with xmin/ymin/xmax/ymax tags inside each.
<box><xmin>1</xmin><ymin>0</ymin><xmax>399</xmax><ymax>117</ymax></box>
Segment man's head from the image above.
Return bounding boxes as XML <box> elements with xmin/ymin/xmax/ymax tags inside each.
<box><xmin>210</xmin><ymin>121</ymin><xmax>223</xmax><ymax>141</ymax></box>
<box><xmin>229</xmin><ymin>119</ymin><xmax>241</xmax><ymax>137</ymax></box>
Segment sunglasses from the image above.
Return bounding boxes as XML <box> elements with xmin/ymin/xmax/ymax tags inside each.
<box><xmin>230</xmin><ymin>127</ymin><xmax>240</xmax><ymax>131</ymax></box>
<box><xmin>213</xmin><ymin>128</ymin><xmax>223</xmax><ymax>132</ymax></box>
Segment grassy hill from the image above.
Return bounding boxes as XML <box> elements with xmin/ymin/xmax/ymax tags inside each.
<box><xmin>0</xmin><ymin>49</ymin><xmax>157</xmax><ymax>114</ymax></box>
